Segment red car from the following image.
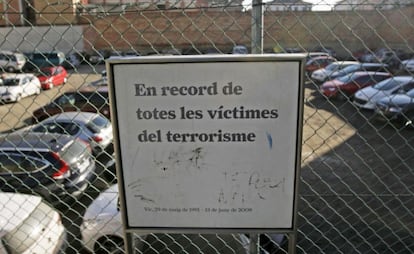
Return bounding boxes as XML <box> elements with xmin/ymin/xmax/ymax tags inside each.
<box><xmin>37</xmin><ymin>66</ymin><xmax>68</xmax><ymax>89</ymax></box>
<box><xmin>305</xmin><ymin>56</ymin><xmax>337</xmax><ymax>75</ymax></box>
<box><xmin>320</xmin><ymin>71</ymin><xmax>391</xmax><ymax>99</ymax></box>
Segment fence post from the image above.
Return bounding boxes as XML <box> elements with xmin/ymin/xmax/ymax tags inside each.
<box><xmin>251</xmin><ymin>0</ymin><xmax>264</xmax><ymax>54</ymax></box>
<box><xmin>249</xmin><ymin>234</ymin><xmax>259</xmax><ymax>254</ymax></box>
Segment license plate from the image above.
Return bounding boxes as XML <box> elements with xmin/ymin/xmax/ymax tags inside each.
<box><xmin>78</xmin><ymin>158</ymin><xmax>90</xmax><ymax>173</ymax></box>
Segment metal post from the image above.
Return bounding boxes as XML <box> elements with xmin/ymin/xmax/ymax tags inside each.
<box><xmin>251</xmin><ymin>0</ymin><xmax>264</xmax><ymax>54</ymax></box>
<box><xmin>249</xmin><ymin>234</ymin><xmax>259</xmax><ymax>254</ymax></box>
<box><xmin>125</xmin><ymin>232</ymin><xmax>135</xmax><ymax>254</ymax></box>
<box><xmin>288</xmin><ymin>232</ymin><xmax>297</xmax><ymax>254</ymax></box>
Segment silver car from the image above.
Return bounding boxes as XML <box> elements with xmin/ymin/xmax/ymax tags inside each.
<box><xmin>27</xmin><ymin>112</ymin><xmax>113</xmax><ymax>156</ymax></box>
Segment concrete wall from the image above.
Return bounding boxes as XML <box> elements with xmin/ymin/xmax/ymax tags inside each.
<box><xmin>0</xmin><ymin>26</ymin><xmax>84</xmax><ymax>54</ymax></box>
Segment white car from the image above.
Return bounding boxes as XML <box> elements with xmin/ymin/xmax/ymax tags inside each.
<box><xmin>81</xmin><ymin>184</ymin><xmax>285</xmax><ymax>253</ymax></box>
<box><xmin>353</xmin><ymin>76</ymin><xmax>414</xmax><ymax>109</ymax></box>
<box><xmin>311</xmin><ymin>61</ymin><xmax>359</xmax><ymax>83</ymax></box>
<box><xmin>0</xmin><ymin>51</ymin><xmax>27</xmax><ymax>73</ymax></box>
<box><xmin>0</xmin><ymin>73</ymin><xmax>41</xmax><ymax>103</ymax></box>
<box><xmin>0</xmin><ymin>192</ymin><xmax>66</xmax><ymax>253</ymax></box>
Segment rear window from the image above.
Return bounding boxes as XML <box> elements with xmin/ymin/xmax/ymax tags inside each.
<box><xmin>3</xmin><ymin>202</ymin><xmax>55</xmax><ymax>253</ymax></box>
<box><xmin>2</xmin><ymin>79</ymin><xmax>20</xmax><ymax>86</ymax></box>
<box><xmin>59</xmin><ymin>138</ymin><xmax>89</xmax><ymax>162</ymax></box>
<box><xmin>33</xmin><ymin>122</ymin><xmax>80</xmax><ymax>136</ymax></box>
<box><xmin>86</xmin><ymin>115</ymin><xmax>110</xmax><ymax>133</ymax></box>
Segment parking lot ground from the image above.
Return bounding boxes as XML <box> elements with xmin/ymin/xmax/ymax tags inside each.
<box><xmin>299</xmin><ymin>80</ymin><xmax>414</xmax><ymax>253</ymax></box>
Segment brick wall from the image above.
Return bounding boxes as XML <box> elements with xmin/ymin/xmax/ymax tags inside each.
<box><xmin>80</xmin><ymin>7</ymin><xmax>414</xmax><ymax>58</ymax></box>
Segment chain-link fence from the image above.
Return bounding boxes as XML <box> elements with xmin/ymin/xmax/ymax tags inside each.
<box><xmin>0</xmin><ymin>0</ymin><xmax>413</xmax><ymax>253</ymax></box>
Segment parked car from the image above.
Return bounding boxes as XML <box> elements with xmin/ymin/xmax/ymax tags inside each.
<box><xmin>24</xmin><ymin>51</ymin><xmax>65</xmax><ymax>71</ymax></box>
<box><xmin>27</xmin><ymin>112</ymin><xmax>113</xmax><ymax>156</ymax></box>
<box><xmin>329</xmin><ymin>63</ymin><xmax>390</xmax><ymax>80</ymax></box>
<box><xmin>310</xmin><ymin>46</ymin><xmax>337</xmax><ymax>58</ymax></box>
<box><xmin>37</xmin><ymin>65</ymin><xmax>68</xmax><ymax>90</ymax></box>
<box><xmin>32</xmin><ymin>85</ymin><xmax>110</xmax><ymax>122</ymax></box>
<box><xmin>320</xmin><ymin>71</ymin><xmax>391</xmax><ymax>99</ymax></box>
<box><xmin>311</xmin><ymin>61</ymin><xmax>360</xmax><ymax>83</ymax></box>
<box><xmin>0</xmin><ymin>192</ymin><xmax>67</xmax><ymax>253</ymax></box>
<box><xmin>305</xmin><ymin>52</ymin><xmax>331</xmax><ymax>61</ymax></box>
<box><xmin>81</xmin><ymin>184</ymin><xmax>285</xmax><ymax>254</ymax></box>
<box><xmin>305</xmin><ymin>55</ymin><xmax>337</xmax><ymax>75</ymax></box>
<box><xmin>232</xmin><ymin>45</ymin><xmax>248</xmax><ymax>54</ymax></box>
<box><xmin>62</xmin><ymin>52</ymin><xmax>81</xmax><ymax>69</ymax></box>
<box><xmin>359</xmin><ymin>48</ymin><xmax>407</xmax><ymax>68</ymax></box>
<box><xmin>0</xmin><ymin>50</ymin><xmax>27</xmax><ymax>73</ymax></box>
<box><xmin>353</xmin><ymin>76</ymin><xmax>414</xmax><ymax>110</ymax></box>
<box><xmin>0</xmin><ymin>132</ymin><xmax>96</xmax><ymax>204</ymax></box>
<box><xmin>400</xmin><ymin>58</ymin><xmax>414</xmax><ymax>73</ymax></box>
<box><xmin>375</xmin><ymin>88</ymin><xmax>414</xmax><ymax>127</ymax></box>
<box><xmin>0</xmin><ymin>73</ymin><xmax>41</xmax><ymax>103</ymax></box>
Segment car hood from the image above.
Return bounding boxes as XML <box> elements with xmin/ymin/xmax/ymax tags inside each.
<box><xmin>402</xmin><ymin>59</ymin><xmax>414</xmax><ymax>65</ymax></box>
<box><xmin>354</xmin><ymin>86</ymin><xmax>393</xmax><ymax>101</ymax></box>
<box><xmin>312</xmin><ymin>69</ymin><xmax>329</xmax><ymax>75</ymax></box>
<box><xmin>84</xmin><ymin>184</ymin><xmax>119</xmax><ymax>221</ymax></box>
<box><xmin>378</xmin><ymin>94</ymin><xmax>414</xmax><ymax>107</ymax></box>
<box><xmin>322</xmin><ymin>80</ymin><xmax>343</xmax><ymax>88</ymax></box>
<box><xmin>0</xmin><ymin>193</ymin><xmax>42</xmax><ymax>234</ymax></box>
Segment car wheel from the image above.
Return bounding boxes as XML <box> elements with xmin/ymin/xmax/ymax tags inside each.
<box><xmin>35</xmin><ymin>87</ymin><xmax>41</xmax><ymax>95</ymax></box>
<box><xmin>15</xmin><ymin>94</ymin><xmax>22</xmax><ymax>102</ymax></box>
<box><xmin>6</xmin><ymin>66</ymin><xmax>15</xmax><ymax>73</ymax></box>
<box><xmin>336</xmin><ymin>91</ymin><xmax>347</xmax><ymax>101</ymax></box>
<box><xmin>95</xmin><ymin>237</ymin><xmax>124</xmax><ymax>254</ymax></box>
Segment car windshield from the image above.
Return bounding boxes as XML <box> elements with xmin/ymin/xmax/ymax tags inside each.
<box><xmin>373</xmin><ymin>78</ymin><xmax>405</xmax><ymax>91</ymax></box>
<box><xmin>405</xmin><ymin>89</ymin><xmax>414</xmax><ymax>97</ymax></box>
<box><xmin>2</xmin><ymin>79</ymin><xmax>20</xmax><ymax>86</ymax></box>
<box><xmin>337</xmin><ymin>73</ymin><xmax>358</xmax><ymax>83</ymax></box>
<box><xmin>340</xmin><ymin>65</ymin><xmax>360</xmax><ymax>73</ymax></box>
<box><xmin>325</xmin><ymin>63</ymin><xmax>340</xmax><ymax>71</ymax></box>
<box><xmin>56</xmin><ymin>94</ymin><xmax>76</xmax><ymax>106</ymax></box>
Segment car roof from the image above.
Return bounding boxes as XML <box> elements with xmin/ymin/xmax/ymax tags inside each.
<box><xmin>359</xmin><ymin>62</ymin><xmax>388</xmax><ymax>67</ymax></box>
<box><xmin>2</xmin><ymin>73</ymin><xmax>34</xmax><ymax>79</ymax></box>
<box><xmin>0</xmin><ymin>193</ymin><xmax>42</xmax><ymax>234</ymax></box>
<box><xmin>350</xmin><ymin>71</ymin><xmax>390</xmax><ymax>76</ymax></box>
<box><xmin>0</xmin><ymin>132</ymin><xmax>74</xmax><ymax>151</ymax></box>
<box><xmin>390</xmin><ymin>76</ymin><xmax>414</xmax><ymax>82</ymax></box>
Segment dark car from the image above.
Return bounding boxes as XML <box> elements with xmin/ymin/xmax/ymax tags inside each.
<box><xmin>375</xmin><ymin>88</ymin><xmax>414</xmax><ymax>127</ymax></box>
<box><xmin>0</xmin><ymin>132</ymin><xmax>96</xmax><ymax>204</ymax></box>
<box><xmin>24</xmin><ymin>51</ymin><xmax>65</xmax><ymax>71</ymax></box>
<box><xmin>32</xmin><ymin>86</ymin><xmax>110</xmax><ymax>123</ymax></box>
<box><xmin>320</xmin><ymin>71</ymin><xmax>391</xmax><ymax>99</ymax></box>
<box><xmin>329</xmin><ymin>63</ymin><xmax>389</xmax><ymax>80</ymax></box>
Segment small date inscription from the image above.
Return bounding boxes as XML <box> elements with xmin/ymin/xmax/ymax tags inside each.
<box><xmin>143</xmin><ymin>206</ymin><xmax>253</xmax><ymax>214</ymax></box>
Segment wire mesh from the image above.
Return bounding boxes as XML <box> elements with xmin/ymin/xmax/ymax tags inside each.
<box><xmin>0</xmin><ymin>0</ymin><xmax>413</xmax><ymax>253</ymax></box>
